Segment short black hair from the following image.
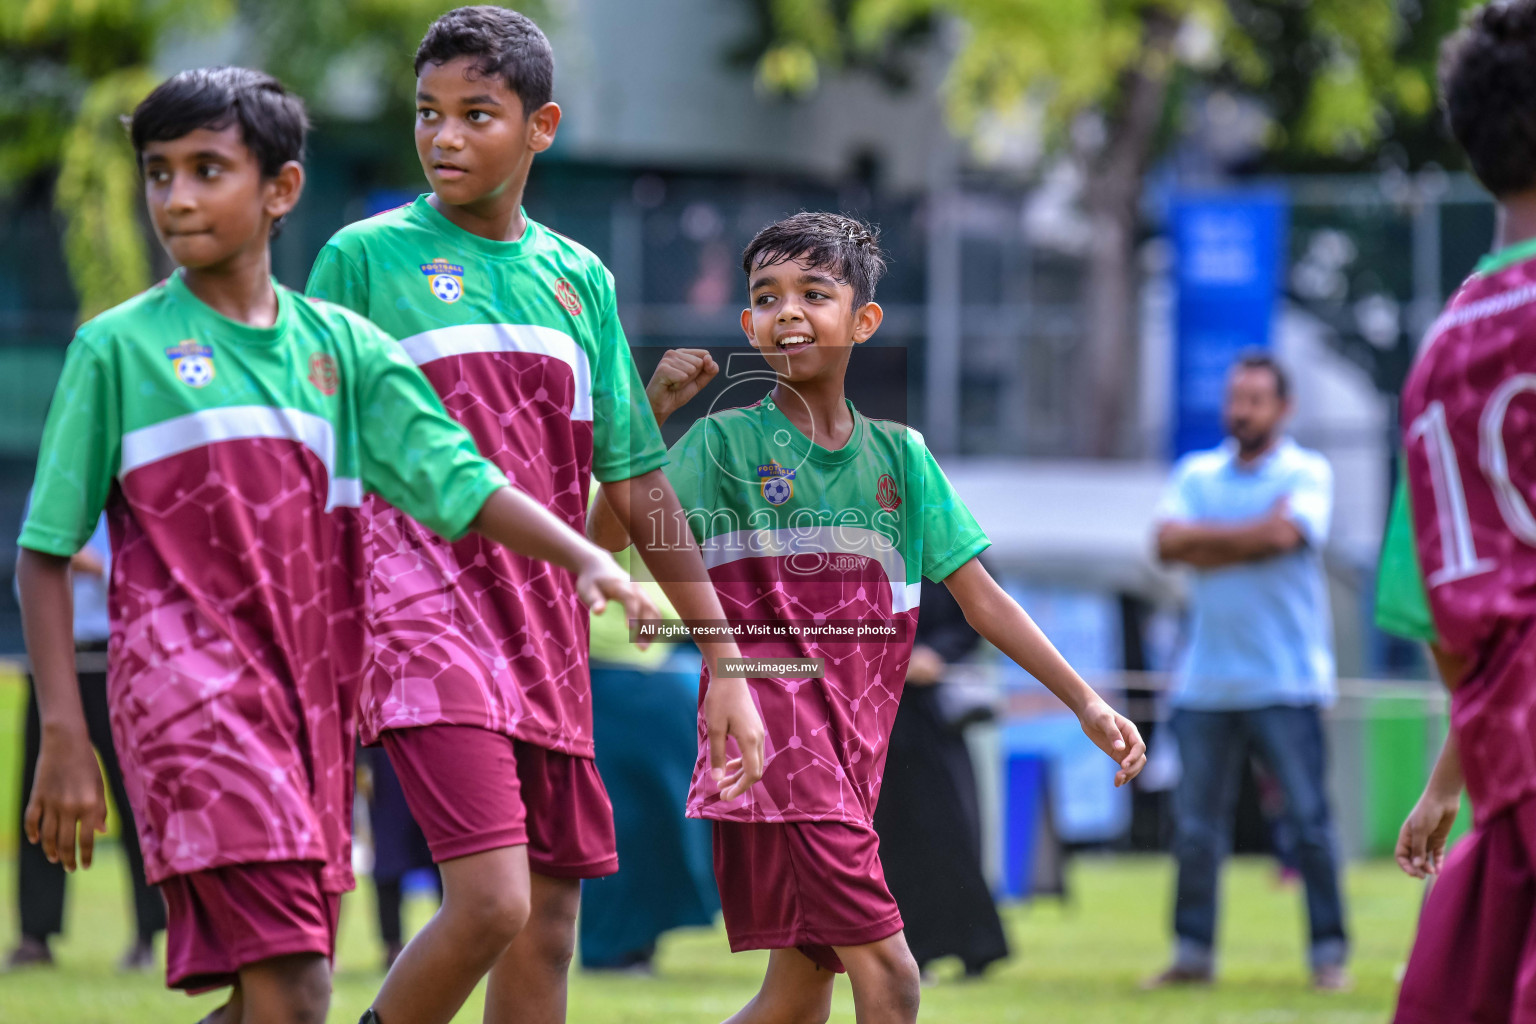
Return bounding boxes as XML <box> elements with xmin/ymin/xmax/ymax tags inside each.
<box><xmin>129</xmin><ymin>67</ymin><xmax>307</xmax><ymax>178</ymax></box>
<box><xmin>1439</xmin><ymin>0</ymin><xmax>1536</xmax><ymax>197</ymax></box>
<box><xmin>742</xmin><ymin>212</ymin><xmax>887</xmax><ymax>308</ymax></box>
<box><xmin>1231</xmin><ymin>350</ymin><xmax>1290</xmax><ymax>402</ymax></box>
<box><xmin>415</xmin><ymin>6</ymin><xmax>554</xmax><ymax>117</ymax></box>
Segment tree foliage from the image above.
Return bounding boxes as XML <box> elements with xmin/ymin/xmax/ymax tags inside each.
<box><xmin>2</xmin><ymin>0</ymin><xmax>548</xmax><ymax>322</ymax></box>
<box><xmin>748</xmin><ymin>0</ymin><xmax>1481</xmax><ymax>165</ymax></box>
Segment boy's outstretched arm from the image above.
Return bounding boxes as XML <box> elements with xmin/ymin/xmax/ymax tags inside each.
<box><xmin>469</xmin><ymin>486</ymin><xmax>658</xmax><ymax>622</ymax></box>
<box><xmin>943</xmin><ymin>557</ymin><xmax>1147</xmax><ymax>787</ymax></box>
<box><xmin>596</xmin><ymin>471</ymin><xmax>766</xmax><ymax>801</ymax></box>
<box><xmin>17</xmin><ymin>548</ymin><xmax>107</xmax><ymax>872</ymax></box>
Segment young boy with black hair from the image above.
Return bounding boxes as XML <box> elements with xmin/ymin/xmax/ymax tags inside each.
<box><xmin>1374</xmin><ymin>3</ymin><xmax>1536</xmax><ymax>1021</ymax></box>
<box><xmin>18</xmin><ymin>65</ymin><xmax>652</xmax><ymax>1024</ymax></box>
<box><xmin>304</xmin><ymin>8</ymin><xmax>764</xmax><ymax>1024</ymax></box>
<box><xmin>589</xmin><ymin>212</ymin><xmax>1147</xmax><ymax>1024</ymax></box>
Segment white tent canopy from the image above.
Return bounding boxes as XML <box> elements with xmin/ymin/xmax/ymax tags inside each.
<box><xmin>942</xmin><ymin>459</ymin><xmax>1180</xmax><ymax>602</ymax></box>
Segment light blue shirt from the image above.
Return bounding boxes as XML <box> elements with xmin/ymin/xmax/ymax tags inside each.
<box><xmin>72</xmin><ymin>515</ymin><xmax>111</xmax><ymax>643</ymax></box>
<box><xmin>1158</xmin><ymin>438</ymin><xmax>1335</xmax><ymax>710</ymax></box>
<box><xmin>19</xmin><ymin>491</ymin><xmax>110</xmax><ymax>644</ymax></box>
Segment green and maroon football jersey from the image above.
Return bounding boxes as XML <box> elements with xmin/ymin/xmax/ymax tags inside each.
<box><xmin>665</xmin><ymin>390</ymin><xmax>990</xmax><ymax>825</ymax></box>
<box><xmin>19</xmin><ymin>271</ymin><xmax>505</xmax><ymax>891</ymax></box>
<box><xmin>1377</xmin><ymin>237</ymin><xmax>1536</xmax><ymax>825</ymax></box>
<box><xmin>307</xmin><ymin>197</ymin><xmax>666</xmax><ymax>756</ymax></box>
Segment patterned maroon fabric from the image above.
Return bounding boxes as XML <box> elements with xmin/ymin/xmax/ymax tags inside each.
<box><xmin>110</xmin><ymin>439</ymin><xmax>365</xmax><ymax>891</ymax></box>
<box><xmin>363</xmin><ymin>351</ymin><xmax>597</xmax><ymax>754</ymax></box>
<box><xmin>687</xmin><ymin>560</ymin><xmax>919</xmax><ymax>826</ymax></box>
<box><xmin>1402</xmin><ymin>255</ymin><xmax>1536</xmax><ymax>824</ymax></box>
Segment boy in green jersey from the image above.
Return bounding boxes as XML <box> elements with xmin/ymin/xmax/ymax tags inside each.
<box><xmin>590</xmin><ymin>212</ymin><xmax>1148</xmax><ymax>1023</ymax></box>
<box><xmin>16</xmin><ymin>67</ymin><xmax>651</xmax><ymax>1024</ymax></box>
<box><xmin>305</xmin><ymin>9</ymin><xmax>763</xmax><ymax>1024</ymax></box>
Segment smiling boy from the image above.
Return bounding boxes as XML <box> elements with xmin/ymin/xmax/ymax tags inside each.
<box><xmin>304</xmin><ymin>9</ymin><xmax>763</xmax><ymax>1024</ymax></box>
<box><xmin>590</xmin><ymin>212</ymin><xmax>1147</xmax><ymax>1023</ymax></box>
<box><xmin>17</xmin><ymin>67</ymin><xmax>651</xmax><ymax>1024</ymax></box>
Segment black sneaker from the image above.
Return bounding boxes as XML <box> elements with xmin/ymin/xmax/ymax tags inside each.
<box><xmin>5</xmin><ymin>935</ymin><xmax>53</xmax><ymax>969</ymax></box>
<box><xmin>120</xmin><ymin>939</ymin><xmax>156</xmax><ymax>972</ymax></box>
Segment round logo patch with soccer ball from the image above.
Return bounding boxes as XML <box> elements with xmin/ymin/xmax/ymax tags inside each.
<box><xmin>165</xmin><ymin>340</ymin><xmax>215</xmax><ymax>389</ymax></box>
<box><xmin>420</xmin><ymin>258</ymin><xmax>466</xmax><ymax>303</ymax></box>
<box><xmin>758</xmin><ymin>461</ymin><xmax>796</xmax><ymax>506</ymax></box>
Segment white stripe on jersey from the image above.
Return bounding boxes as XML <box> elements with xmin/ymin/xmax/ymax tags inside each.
<box><xmin>120</xmin><ymin>405</ymin><xmax>363</xmax><ymax>511</ymax></box>
<box><xmin>1424</xmin><ymin>282</ymin><xmax>1536</xmax><ymax>354</ymax></box>
<box><xmin>396</xmin><ymin>323</ymin><xmax>593</xmax><ymax>422</ymax></box>
<box><xmin>698</xmin><ymin>526</ymin><xmax>921</xmax><ymax>613</ymax></box>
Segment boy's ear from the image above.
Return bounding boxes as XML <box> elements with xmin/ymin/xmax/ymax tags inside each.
<box><xmin>527</xmin><ymin>101</ymin><xmax>562</xmax><ymax>154</ymax></box>
<box><xmin>851</xmin><ymin>300</ymin><xmax>883</xmax><ymax>345</ymax></box>
<box><xmin>265</xmin><ymin>160</ymin><xmax>305</xmax><ymax>221</ymax></box>
<box><xmin>740</xmin><ymin>307</ymin><xmax>765</xmax><ymax>350</ymax></box>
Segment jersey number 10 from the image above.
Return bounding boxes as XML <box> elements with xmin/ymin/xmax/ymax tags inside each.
<box><xmin>1409</xmin><ymin>375</ymin><xmax>1536</xmax><ymax>587</ymax></box>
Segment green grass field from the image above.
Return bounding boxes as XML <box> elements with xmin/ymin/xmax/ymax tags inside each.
<box><xmin>0</xmin><ymin>846</ymin><xmax>1421</xmax><ymax>1024</ymax></box>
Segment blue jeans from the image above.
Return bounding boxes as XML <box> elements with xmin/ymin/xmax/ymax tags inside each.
<box><xmin>1170</xmin><ymin>705</ymin><xmax>1348</xmax><ymax>971</ymax></box>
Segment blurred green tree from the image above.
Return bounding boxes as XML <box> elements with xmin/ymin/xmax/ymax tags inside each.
<box><xmin>1</xmin><ymin>0</ymin><xmax>546</xmax><ymax>323</ymax></box>
<box><xmin>745</xmin><ymin>0</ymin><xmax>1479</xmax><ymax>455</ymax></box>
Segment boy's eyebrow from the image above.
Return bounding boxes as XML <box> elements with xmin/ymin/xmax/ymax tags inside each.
<box><xmin>416</xmin><ymin>89</ymin><xmax>503</xmax><ymax>107</ymax></box>
<box><xmin>141</xmin><ymin>148</ymin><xmax>233</xmax><ymax>163</ymax></box>
<box><xmin>749</xmin><ymin>270</ymin><xmax>840</xmax><ymax>291</ymax></box>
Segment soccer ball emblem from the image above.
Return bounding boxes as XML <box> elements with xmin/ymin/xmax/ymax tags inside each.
<box><xmin>763</xmin><ymin>476</ymin><xmax>793</xmax><ymax>506</ymax></box>
<box><xmin>431</xmin><ymin>274</ymin><xmax>462</xmax><ymax>303</ymax></box>
<box><xmin>176</xmin><ymin>356</ymin><xmax>214</xmax><ymax>388</ymax></box>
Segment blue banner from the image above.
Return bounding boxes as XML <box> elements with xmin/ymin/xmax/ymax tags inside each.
<box><xmin>1170</xmin><ymin>190</ymin><xmax>1288</xmax><ymax>457</ymax></box>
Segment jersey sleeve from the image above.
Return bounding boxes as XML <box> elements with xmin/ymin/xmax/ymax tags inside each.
<box><xmin>661</xmin><ymin>416</ymin><xmax>721</xmax><ymax>543</ymax></box>
<box><xmin>305</xmin><ymin>242</ymin><xmax>371</xmax><ymax>317</ymax></box>
<box><xmin>1285</xmin><ymin>454</ymin><xmax>1334</xmax><ymax>547</ymax></box>
<box><xmin>350</xmin><ymin>318</ymin><xmax>508</xmax><ymax>540</ymax></box>
<box><xmin>1155</xmin><ymin>456</ymin><xmax>1198</xmax><ymax>523</ymax></box>
<box><xmin>589</xmin><ymin>270</ymin><xmax>668</xmax><ymax>483</ymax></box>
<box><xmin>1375</xmin><ymin>473</ymin><xmax>1438</xmax><ymax>644</ymax></box>
<box><xmin>916</xmin><ymin>439</ymin><xmax>990</xmax><ymax>582</ymax></box>
<box><xmin>18</xmin><ymin>338</ymin><xmax>121</xmax><ymax>557</ymax></box>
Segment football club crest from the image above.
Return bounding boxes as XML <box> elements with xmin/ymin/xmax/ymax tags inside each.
<box><xmin>308</xmin><ymin>354</ymin><xmax>339</xmax><ymax>396</ymax></box>
<box><xmin>876</xmin><ymin>473</ymin><xmax>901</xmax><ymax>511</ymax></box>
<box><xmin>554</xmin><ymin>277</ymin><xmax>583</xmax><ymax>316</ymax></box>
<box><xmin>165</xmin><ymin>339</ymin><xmax>215</xmax><ymax>388</ymax></box>
<box><xmin>758</xmin><ymin>461</ymin><xmax>796</xmax><ymax>506</ymax></box>
<box><xmin>420</xmin><ymin>258</ymin><xmax>465</xmax><ymax>303</ymax></box>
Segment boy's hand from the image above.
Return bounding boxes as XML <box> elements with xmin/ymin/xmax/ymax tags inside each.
<box><xmin>25</xmin><ymin>723</ymin><xmax>107</xmax><ymax>871</ymax></box>
<box><xmin>646</xmin><ymin>349</ymin><xmax>718</xmax><ymax>425</ymax></box>
<box><xmin>1077</xmin><ymin>698</ymin><xmax>1147</xmax><ymax>787</ymax></box>
<box><xmin>1395</xmin><ymin>790</ymin><xmax>1461</xmax><ymax>879</ymax></box>
<box><xmin>703</xmin><ymin>676</ymin><xmax>765</xmax><ymax>801</ymax></box>
<box><xmin>574</xmin><ymin>550</ymin><xmax>660</xmax><ymax>645</ymax></box>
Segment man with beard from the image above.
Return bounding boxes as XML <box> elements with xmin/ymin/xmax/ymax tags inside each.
<box><xmin>1145</xmin><ymin>351</ymin><xmax>1348</xmax><ymax>991</ymax></box>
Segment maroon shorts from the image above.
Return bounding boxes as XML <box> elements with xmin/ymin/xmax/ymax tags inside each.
<box><xmin>1395</xmin><ymin>797</ymin><xmax>1536</xmax><ymax>1024</ymax></box>
<box><xmin>713</xmin><ymin>819</ymin><xmax>904</xmax><ymax>973</ymax></box>
<box><xmin>162</xmin><ymin>861</ymin><xmax>341</xmax><ymax>993</ymax></box>
<box><xmin>383</xmin><ymin>724</ymin><xmax>618</xmax><ymax>878</ymax></box>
